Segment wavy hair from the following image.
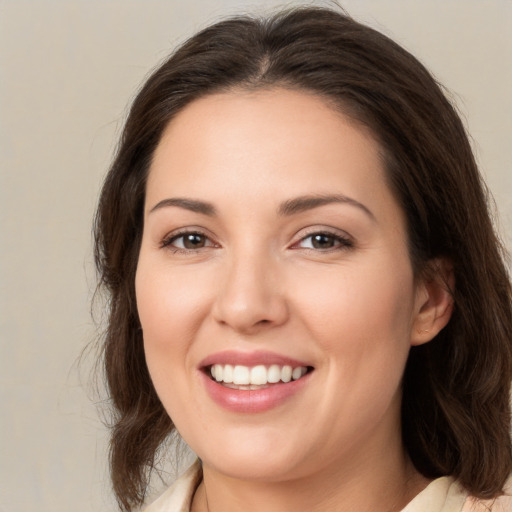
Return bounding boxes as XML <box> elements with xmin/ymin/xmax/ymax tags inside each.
<box><xmin>94</xmin><ymin>6</ymin><xmax>512</xmax><ymax>510</ymax></box>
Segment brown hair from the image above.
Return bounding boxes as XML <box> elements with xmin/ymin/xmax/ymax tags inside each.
<box><xmin>94</xmin><ymin>6</ymin><xmax>512</xmax><ymax>510</ymax></box>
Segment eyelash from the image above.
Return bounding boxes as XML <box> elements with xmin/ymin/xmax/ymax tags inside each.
<box><xmin>160</xmin><ymin>230</ymin><xmax>216</xmax><ymax>254</ymax></box>
<box><xmin>160</xmin><ymin>229</ymin><xmax>354</xmax><ymax>254</ymax></box>
<box><xmin>292</xmin><ymin>230</ymin><xmax>354</xmax><ymax>252</ymax></box>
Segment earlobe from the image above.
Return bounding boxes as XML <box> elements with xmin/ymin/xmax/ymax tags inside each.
<box><xmin>410</xmin><ymin>258</ymin><xmax>455</xmax><ymax>346</ymax></box>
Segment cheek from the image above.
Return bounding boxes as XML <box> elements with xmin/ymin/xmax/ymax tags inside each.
<box><xmin>294</xmin><ymin>259</ymin><xmax>415</xmax><ymax>344</ymax></box>
<box><xmin>136</xmin><ymin>260</ymin><xmax>212</xmax><ymax>341</ymax></box>
<box><xmin>135</xmin><ymin>266</ymin><xmax>207</xmax><ymax>433</ymax></box>
<box><xmin>135</xmin><ymin>257</ymin><xmax>214</xmax><ymax>396</ymax></box>
<box><xmin>294</xmin><ymin>262</ymin><xmax>415</xmax><ymax>429</ymax></box>
<box><xmin>291</xmin><ymin>258</ymin><xmax>416</xmax><ymax>404</ymax></box>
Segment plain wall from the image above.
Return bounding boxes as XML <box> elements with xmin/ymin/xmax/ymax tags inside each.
<box><xmin>0</xmin><ymin>1</ymin><xmax>511</xmax><ymax>511</ymax></box>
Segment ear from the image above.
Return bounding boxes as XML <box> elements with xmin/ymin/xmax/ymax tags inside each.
<box><xmin>410</xmin><ymin>258</ymin><xmax>455</xmax><ymax>346</ymax></box>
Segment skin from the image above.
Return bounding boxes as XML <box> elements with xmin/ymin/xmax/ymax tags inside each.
<box><xmin>136</xmin><ymin>89</ymin><xmax>453</xmax><ymax>512</ymax></box>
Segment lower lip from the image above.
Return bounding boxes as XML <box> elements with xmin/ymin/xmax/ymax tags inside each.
<box><xmin>200</xmin><ymin>371</ymin><xmax>311</xmax><ymax>413</ymax></box>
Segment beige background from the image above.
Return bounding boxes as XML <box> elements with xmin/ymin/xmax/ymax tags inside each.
<box><xmin>0</xmin><ymin>1</ymin><xmax>511</xmax><ymax>511</ymax></box>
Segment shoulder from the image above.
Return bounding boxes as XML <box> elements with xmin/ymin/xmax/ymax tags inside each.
<box><xmin>144</xmin><ymin>460</ymin><xmax>202</xmax><ymax>512</ymax></box>
<box><xmin>402</xmin><ymin>475</ymin><xmax>512</xmax><ymax>512</ymax></box>
<box><xmin>462</xmin><ymin>476</ymin><xmax>512</xmax><ymax>512</ymax></box>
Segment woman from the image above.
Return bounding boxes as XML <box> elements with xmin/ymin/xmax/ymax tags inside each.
<box><xmin>94</xmin><ymin>6</ymin><xmax>512</xmax><ymax>512</ymax></box>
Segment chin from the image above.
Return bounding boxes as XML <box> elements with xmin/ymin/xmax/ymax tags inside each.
<box><xmin>205</xmin><ymin>454</ymin><xmax>302</xmax><ymax>482</ymax></box>
<box><xmin>191</xmin><ymin>428</ymin><xmax>309</xmax><ymax>482</ymax></box>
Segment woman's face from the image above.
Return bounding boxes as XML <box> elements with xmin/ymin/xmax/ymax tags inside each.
<box><xmin>136</xmin><ymin>89</ymin><xmax>430</xmax><ymax>482</ymax></box>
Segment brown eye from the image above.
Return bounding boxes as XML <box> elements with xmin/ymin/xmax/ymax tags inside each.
<box><xmin>163</xmin><ymin>231</ymin><xmax>215</xmax><ymax>251</ymax></box>
<box><xmin>311</xmin><ymin>233</ymin><xmax>336</xmax><ymax>249</ymax></box>
<box><xmin>182</xmin><ymin>233</ymin><xmax>206</xmax><ymax>249</ymax></box>
<box><xmin>295</xmin><ymin>231</ymin><xmax>353</xmax><ymax>251</ymax></box>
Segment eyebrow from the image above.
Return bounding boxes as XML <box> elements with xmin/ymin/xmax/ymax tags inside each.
<box><xmin>149</xmin><ymin>197</ymin><xmax>217</xmax><ymax>216</ymax></box>
<box><xmin>278</xmin><ymin>194</ymin><xmax>375</xmax><ymax>221</ymax></box>
<box><xmin>149</xmin><ymin>193</ymin><xmax>374</xmax><ymax>220</ymax></box>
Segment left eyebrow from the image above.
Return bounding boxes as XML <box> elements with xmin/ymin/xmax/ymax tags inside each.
<box><xmin>278</xmin><ymin>194</ymin><xmax>375</xmax><ymax>221</ymax></box>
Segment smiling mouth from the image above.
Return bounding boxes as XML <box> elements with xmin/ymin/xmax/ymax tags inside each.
<box><xmin>206</xmin><ymin>364</ymin><xmax>314</xmax><ymax>390</ymax></box>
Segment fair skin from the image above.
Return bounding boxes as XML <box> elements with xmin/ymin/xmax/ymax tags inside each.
<box><xmin>136</xmin><ymin>89</ymin><xmax>453</xmax><ymax>512</ymax></box>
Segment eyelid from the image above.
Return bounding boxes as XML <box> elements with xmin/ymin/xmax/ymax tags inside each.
<box><xmin>160</xmin><ymin>227</ymin><xmax>219</xmax><ymax>251</ymax></box>
<box><xmin>290</xmin><ymin>226</ymin><xmax>354</xmax><ymax>250</ymax></box>
<box><xmin>158</xmin><ymin>225</ymin><xmax>353</xmax><ymax>252</ymax></box>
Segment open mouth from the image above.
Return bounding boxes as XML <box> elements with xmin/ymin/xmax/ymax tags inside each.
<box><xmin>205</xmin><ymin>364</ymin><xmax>314</xmax><ymax>390</ymax></box>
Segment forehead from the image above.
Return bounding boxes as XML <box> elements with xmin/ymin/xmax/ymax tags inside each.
<box><xmin>146</xmin><ymin>88</ymin><xmax>398</xmax><ymax>222</ymax></box>
<box><xmin>152</xmin><ymin>88</ymin><xmax>379</xmax><ymax>163</ymax></box>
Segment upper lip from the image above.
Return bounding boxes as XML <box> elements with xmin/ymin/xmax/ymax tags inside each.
<box><xmin>199</xmin><ymin>350</ymin><xmax>311</xmax><ymax>369</ymax></box>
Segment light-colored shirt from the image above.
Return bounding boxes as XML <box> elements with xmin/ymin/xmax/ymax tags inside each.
<box><xmin>145</xmin><ymin>460</ymin><xmax>512</xmax><ymax>512</ymax></box>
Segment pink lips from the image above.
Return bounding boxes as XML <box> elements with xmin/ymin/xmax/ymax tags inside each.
<box><xmin>199</xmin><ymin>350</ymin><xmax>312</xmax><ymax>413</ymax></box>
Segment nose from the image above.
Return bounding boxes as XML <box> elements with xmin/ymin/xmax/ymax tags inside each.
<box><xmin>212</xmin><ymin>249</ymin><xmax>289</xmax><ymax>335</ymax></box>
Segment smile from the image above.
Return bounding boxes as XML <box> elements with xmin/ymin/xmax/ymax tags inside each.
<box><xmin>209</xmin><ymin>364</ymin><xmax>309</xmax><ymax>388</ymax></box>
<box><xmin>199</xmin><ymin>351</ymin><xmax>314</xmax><ymax>412</ymax></box>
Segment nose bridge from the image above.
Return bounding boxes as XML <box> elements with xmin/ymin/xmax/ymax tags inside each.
<box><xmin>213</xmin><ymin>240</ymin><xmax>287</xmax><ymax>333</ymax></box>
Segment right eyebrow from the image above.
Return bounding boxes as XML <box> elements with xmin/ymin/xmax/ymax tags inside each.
<box><xmin>148</xmin><ymin>197</ymin><xmax>217</xmax><ymax>216</ymax></box>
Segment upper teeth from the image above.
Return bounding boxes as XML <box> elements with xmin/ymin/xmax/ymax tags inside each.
<box><xmin>210</xmin><ymin>364</ymin><xmax>307</xmax><ymax>385</ymax></box>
